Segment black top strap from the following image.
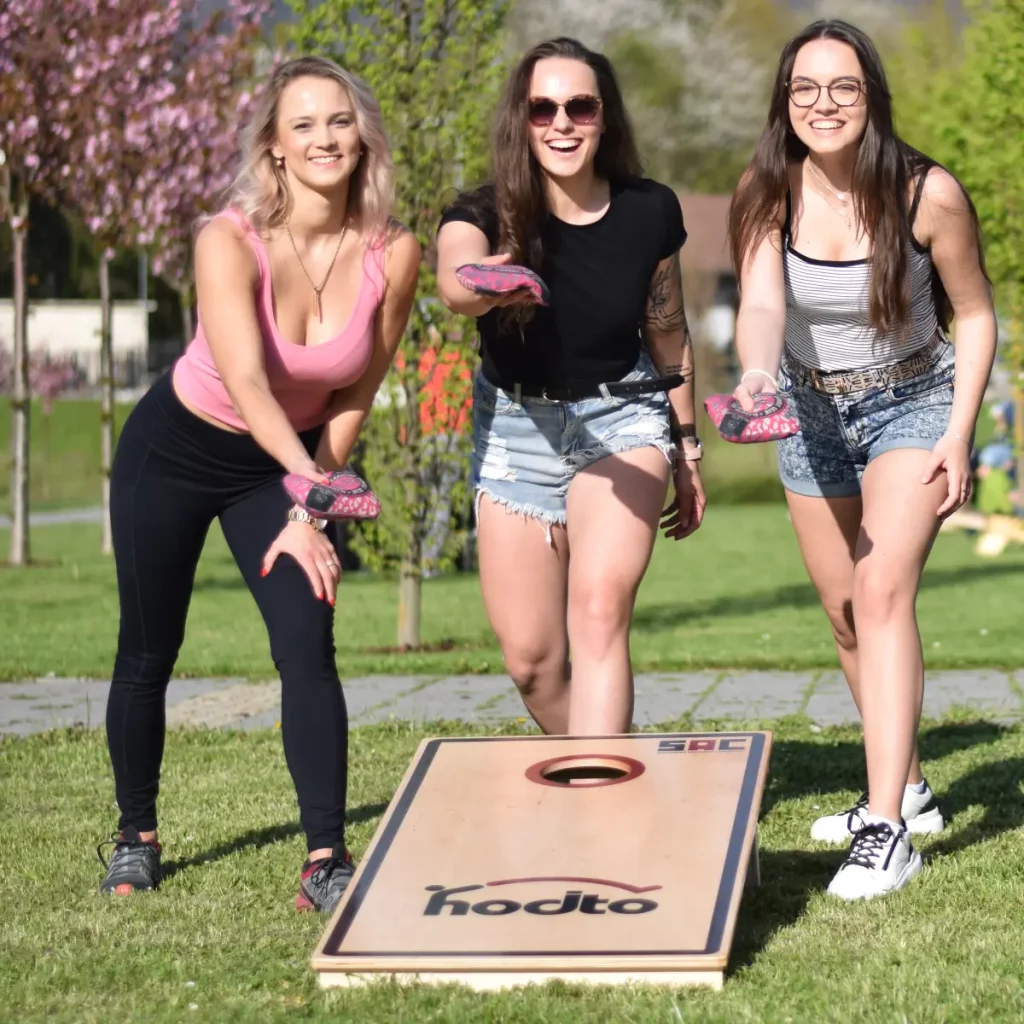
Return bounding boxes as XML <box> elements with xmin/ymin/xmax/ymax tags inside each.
<box><xmin>909</xmin><ymin>163</ymin><xmax>934</xmax><ymax>228</ymax></box>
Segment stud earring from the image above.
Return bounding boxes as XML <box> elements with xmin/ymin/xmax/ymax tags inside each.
<box><xmin>276</xmin><ymin>156</ymin><xmax>284</xmax><ymax>168</ymax></box>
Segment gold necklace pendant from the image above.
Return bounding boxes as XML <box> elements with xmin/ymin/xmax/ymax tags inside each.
<box><xmin>286</xmin><ymin>223</ymin><xmax>348</xmax><ymax>324</ymax></box>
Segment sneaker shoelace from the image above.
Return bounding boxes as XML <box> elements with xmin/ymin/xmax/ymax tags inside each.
<box><xmin>96</xmin><ymin>831</ymin><xmax>157</xmax><ymax>873</ymax></box>
<box><xmin>842</xmin><ymin>793</ymin><xmax>869</xmax><ymax>832</ymax></box>
<box><xmin>843</xmin><ymin>822</ymin><xmax>897</xmax><ymax>871</ymax></box>
<box><xmin>308</xmin><ymin>851</ymin><xmax>353</xmax><ymax>901</ymax></box>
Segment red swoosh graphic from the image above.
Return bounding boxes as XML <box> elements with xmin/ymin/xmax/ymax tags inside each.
<box><xmin>485</xmin><ymin>876</ymin><xmax>662</xmax><ymax>894</ymax></box>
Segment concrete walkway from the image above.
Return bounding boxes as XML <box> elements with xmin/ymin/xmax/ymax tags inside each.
<box><xmin>0</xmin><ymin>506</ymin><xmax>103</xmax><ymax>528</ymax></box>
<box><xmin>2</xmin><ymin>669</ymin><xmax>1022</xmax><ymax>737</ymax></box>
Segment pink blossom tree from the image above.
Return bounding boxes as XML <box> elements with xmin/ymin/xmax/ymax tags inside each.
<box><xmin>0</xmin><ymin>1</ymin><xmax>78</xmax><ymax>564</ymax></box>
<box><xmin>63</xmin><ymin>0</ymin><xmax>268</xmax><ymax>553</ymax></box>
<box><xmin>60</xmin><ymin>0</ymin><xmax>186</xmax><ymax>553</ymax></box>
<box><xmin>133</xmin><ymin>1</ymin><xmax>270</xmax><ymax>352</ymax></box>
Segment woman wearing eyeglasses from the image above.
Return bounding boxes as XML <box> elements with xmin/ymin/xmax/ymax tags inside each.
<box><xmin>729</xmin><ymin>19</ymin><xmax>996</xmax><ymax>899</ymax></box>
<box><xmin>435</xmin><ymin>36</ymin><xmax>706</xmax><ymax>737</ymax></box>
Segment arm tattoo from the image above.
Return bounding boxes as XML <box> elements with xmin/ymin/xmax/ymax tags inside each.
<box><xmin>644</xmin><ymin>253</ymin><xmax>688</xmax><ymax>333</ymax></box>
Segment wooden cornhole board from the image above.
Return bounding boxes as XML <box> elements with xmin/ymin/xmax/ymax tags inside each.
<box><xmin>313</xmin><ymin>731</ymin><xmax>772</xmax><ymax>991</ymax></box>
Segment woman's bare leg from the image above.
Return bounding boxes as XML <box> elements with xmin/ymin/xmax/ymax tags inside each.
<box><xmin>476</xmin><ymin>496</ymin><xmax>570</xmax><ymax>734</ymax></box>
<box><xmin>564</xmin><ymin>446</ymin><xmax>671</xmax><ymax>735</ymax></box>
<box><xmin>854</xmin><ymin>449</ymin><xmax>947</xmax><ymax>822</ymax></box>
<box><xmin>786</xmin><ymin>490</ymin><xmax>925</xmax><ymax>785</ymax></box>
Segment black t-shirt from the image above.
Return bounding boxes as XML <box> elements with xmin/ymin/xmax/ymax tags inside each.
<box><xmin>438</xmin><ymin>177</ymin><xmax>686</xmax><ymax>388</ymax></box>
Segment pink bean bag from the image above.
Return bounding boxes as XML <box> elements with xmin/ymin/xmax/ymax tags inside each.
<box><xmin>283</xmin><ymin>467</ymin><xmax>381</xmax><ymax>521</ymax></box>
<box><xmin>703</xmin><ymin>392</ymin><xmax>801</xmax><ymax>443</ymax></box>
<box><xmin>455</xmin><ymin>263</ymin><xmax>551</xmax><ymax>305</ymax></box>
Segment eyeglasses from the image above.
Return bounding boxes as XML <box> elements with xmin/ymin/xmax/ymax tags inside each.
<box><xmin>527</xmin><ymin>95</ymin><xmax>602</xmax><ymax>127</ymax></box>
<box><xmin>787</xmin><ymin>79</ymin><xmax>864</xmax><ymax>107</ymax></box>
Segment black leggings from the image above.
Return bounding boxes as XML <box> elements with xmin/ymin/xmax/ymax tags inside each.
<box><xmin>106</xmin><ymin>372</ymin><xmax>348</xmax><ymax>851</ymax></box>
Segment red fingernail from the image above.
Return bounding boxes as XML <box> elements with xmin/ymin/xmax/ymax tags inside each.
<box><xmin>260</xmin><ymin>568</ymin><xmax>268</xmax><ymax>577</ymax></box>
<box><xmin>328</xmin><ymin>597</ymin><xmax>335</xmax><ymax>607</ymax></box>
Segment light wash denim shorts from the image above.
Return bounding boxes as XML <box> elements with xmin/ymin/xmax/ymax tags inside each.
<box><xmin>472</xmin><ymin>350</ymin><xmax>673</xmax><ymax>530</ymax></box>
<box><xmin>776</xmin><ymin>338</ymin><xmax>955</xmax><ymax>498</ymax></box>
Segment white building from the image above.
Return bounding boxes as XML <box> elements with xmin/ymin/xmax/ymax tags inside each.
<box><xmin>0</xmin><ymin>299</ymin><xmax>153</xmax><ymax>384</ymax></box>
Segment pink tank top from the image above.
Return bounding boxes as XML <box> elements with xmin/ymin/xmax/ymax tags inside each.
<box><xmin>173</xmin><ymin>208</ymin><xmax>386</xmax><ymax>432</ymax></box>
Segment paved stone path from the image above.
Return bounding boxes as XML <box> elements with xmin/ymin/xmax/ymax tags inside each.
<box><xmin>2</xmin><ymin>669</ymin><xmax>1022</xmax><ymax>737</ymax></box>
<box><xmin>0</xmin><ymin>506</ymin><xmax>102</xmax><ymax>528</ymax></box>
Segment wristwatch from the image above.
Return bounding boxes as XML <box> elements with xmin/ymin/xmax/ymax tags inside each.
<box><xmin>675</xmin><ymin>438</ymin><xmax>703</xmax><ymax>462</ymax></box>
<box><xmin>287</xmin><ymin>506</ymin><xmax>327</xmax><ymax>532</ymax></box>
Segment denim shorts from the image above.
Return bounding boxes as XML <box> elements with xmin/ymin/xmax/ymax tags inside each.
<box><xmin>776</xmin><ymin>338</ymin><xmax>955</xmax><ymax>498</ymax></box>
<box><xmin>472</xmin><ymin>350</ymin><xmax>672</xmax><ymax>530</ymax></box>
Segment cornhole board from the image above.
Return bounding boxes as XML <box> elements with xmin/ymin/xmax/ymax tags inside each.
<box><xmin>313</xmin><ymin>731</ymin><xmax>772</xmax><ymax>991</ymax></box>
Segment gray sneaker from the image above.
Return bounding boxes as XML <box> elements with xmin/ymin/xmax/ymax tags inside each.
<box><xmin>296</xmin><ymin>844</ymin><xmax>354</xmax><ymax>913</ymax></box>
<box><xmin>97</xmin><ymin>826</ymin><xmax>162</xmax><ymax>894</ymax></box>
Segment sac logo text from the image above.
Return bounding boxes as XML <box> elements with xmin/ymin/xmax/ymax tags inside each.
<box><xmin>657</xmin><ymin>737</ymin><xmax>750</xmax><ymax>753</ymax></box>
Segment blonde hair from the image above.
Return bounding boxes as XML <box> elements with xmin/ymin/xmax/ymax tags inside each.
<box><xmin>223</xmin><ymin>56</ymin><xmax>394</xmax><ymax>240</ymax></box>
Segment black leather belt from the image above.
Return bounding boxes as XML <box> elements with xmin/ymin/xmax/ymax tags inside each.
<box><xmin>495</xmin><ymin>372</ymin><xmax>687</xmax><ymax>402</ymax></box>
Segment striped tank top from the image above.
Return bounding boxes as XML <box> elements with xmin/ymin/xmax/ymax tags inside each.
<box><xmin>783</xmin><ymin>172</ymin><xmax>939</xmax><ymax>371</ymax></box>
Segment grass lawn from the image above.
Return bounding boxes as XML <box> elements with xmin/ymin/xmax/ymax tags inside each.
<box><xmin>0</xmin><ymin>395</ymin><xmax>787</xmax><ymax>517</ymax></box>
<box><xmin>2</xmin><ymin>715</ymin><xmax>1023</xmax><ymax>1022</ymax></box>
<box><xmin>3</xmin><ymin>505</ymin><xmax>1024</xmax><ymax>680</ymax></box>
<box><xmin>0</xmin><ymin>397</ymin><xmax>136</xmax><ymax>516</ymax></box>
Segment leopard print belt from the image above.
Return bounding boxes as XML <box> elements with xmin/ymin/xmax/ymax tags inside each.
<box><xmin>786</xmin><ymin>335</ymin><xmax>945</xmax><ymax>396</ymax></box>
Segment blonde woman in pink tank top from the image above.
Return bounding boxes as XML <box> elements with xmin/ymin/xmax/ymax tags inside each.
<box><xmin>97</xmin><ymin>57</ymin><xmax>420</xmax><ymax>914</ymax></box>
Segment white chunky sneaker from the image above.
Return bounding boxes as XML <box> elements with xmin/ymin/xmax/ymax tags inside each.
<box><xmin>827</xmin><ymin>820</ymin><xmax>923</xmax><ymax>901</ymax></box>
<box><xmin>810</xmin><ymin>782</ymin><xmax>944</xmax><ymax>844</ymax></box>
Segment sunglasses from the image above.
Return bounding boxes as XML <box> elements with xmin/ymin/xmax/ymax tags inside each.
<box><xmin>527</xmin><ymin>95</ymin><xmax>602</xmax><ymax>127</ymax></box>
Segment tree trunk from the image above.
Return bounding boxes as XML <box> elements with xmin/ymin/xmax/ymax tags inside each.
<box><xmin>396</xmin><ymin>407</ymin><xmax>424</xmax><ymax>647</ymax></box>
<box><xmin>179</xmin><ymin>284</ymin><xmax>194</xmax><ymax>351</ymax></box>
<box><xmin>9</xmin><ymin>196</ymin><xmax>30</xmax><ymax>566</ymax></box>
<box><xmin>99</xmin><ymin>252</ymin><xmax>114</xmax><ymax>555</ymax></box>
<box><xmin>397</xmin><ymin>556</ymin><xmax>422</xmax><ymax>650</ymax></box>
<box><xmin>1014</xmin><ymin>382</ymin><xmax>1024</xmax><ymax>515</ymax></box>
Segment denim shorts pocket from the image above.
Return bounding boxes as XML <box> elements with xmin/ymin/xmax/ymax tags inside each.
<box><xmin>886</xmin><ymin>360</ymin><xmax>954</xmax><ymax>402</ymax></box>
<box><xmin>473</xmin><ymin>373</ymin><xmax>515</xmax><ymax>415</ymax></box>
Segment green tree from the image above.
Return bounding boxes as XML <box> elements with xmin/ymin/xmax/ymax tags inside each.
<box><xmin>508</xmin><ymin>0</ymin><xmax>779</xmax><ymax>192</ymax></box>
<box><xmin>883</xmin><ymin>0</ymin><xmax>963</xmax><ymax>157</ymax></box>
<box><xmin>941</xmin><ymin>0</ymin><xmax>1024</xmax><ymax>494</ymax></box>
<box><xmin>288</xmin><ymin>0</ymin><xmax>508</xmax><ymax>648</ymax></box>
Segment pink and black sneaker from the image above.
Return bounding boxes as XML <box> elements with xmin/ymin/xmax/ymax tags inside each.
<box><xmin>296</xmin><ymin>844</ymin><xmax>354</xmax><ymax>914</ymax></box>
<box><xmin>97</xmin><ymin>826</ymin><xmax>162</xmax><ymax>894</ymax></box>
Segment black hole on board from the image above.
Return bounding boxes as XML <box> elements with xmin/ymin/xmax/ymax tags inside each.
<box><xmin>541</xmin><ymin>764</ymin><xmax>628</xmax><ymax>784</ymax></box>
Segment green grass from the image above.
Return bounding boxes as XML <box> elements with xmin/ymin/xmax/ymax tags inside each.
<box><xmin>3</xmin><ymin>505</ymin><xmax>1024</xmax><ymax>680</ymax></box>
<box><xmin>0</xmin><ymin>397</ymin><xmax>136</xmax><ymax>515</ymax></box>
<box><xmin>0</xmin><ymin>396</ymin><xmax>784</xmax><ymax>514</ymax></box>
<box><xmin>2</xmin><ymin>716</ymin><xmax>1023</xmax><ymax>1022</ymax></box>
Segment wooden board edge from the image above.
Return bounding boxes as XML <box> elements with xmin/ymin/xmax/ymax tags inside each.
<box><xmin>312</xmin><ymin>951</ymin><xmax>729</xmax><ymax>974</ymax></box>
<box><xmin>708</xmin><ymin>730</ymin><xmax>773</xmax><ymax>957</ymax></box>
<box><xmin>318</xmin><ymin>968</ymin><xmax>724</xmax><ymax>991</ymax></box>
<box><xmin>311</xmin><ymin>735</ymin><xmax>441</xmax><ymax>962</ymax></box>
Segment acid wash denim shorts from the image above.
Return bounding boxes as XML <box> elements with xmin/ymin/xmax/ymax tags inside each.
<box><xmin>472</xmin><ymin>349</ymin><xmax>673</xmax><ymax>536</ymax></box>
<box><xmin>776</xmin><ymin>338</ymin><xmax>955</xmax><ymax>498</ymax></box>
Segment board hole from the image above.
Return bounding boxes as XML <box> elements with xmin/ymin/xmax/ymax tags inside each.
<box><xmin>540</xmin><ymin>757</ymin><xmax>631</xmax><ymax>786</ymax></box>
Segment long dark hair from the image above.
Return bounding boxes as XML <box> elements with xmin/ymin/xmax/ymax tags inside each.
<box><xmin>729</xmin><ymin>19</ymin><xmax>980</xmax><ymax>334</ymax></box>
<box><xmin>450</xmin><ymin>37</ymin><xmax>641</xmax><ymax>299</ymax></box>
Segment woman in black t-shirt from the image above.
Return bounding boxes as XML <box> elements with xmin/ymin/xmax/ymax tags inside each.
<box><xmin>436</xmin><ymin>36</ymin><xmax>706</xmax><ymax>736</ymax></box>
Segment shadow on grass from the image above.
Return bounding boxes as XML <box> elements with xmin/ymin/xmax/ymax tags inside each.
<box><xmin>758</xmin><ymin>720</ymin><xmax>1010</xmax><ymax>816</ymax></box>
<box><xmin>161</xmin><ymin>801</ymin><xmax>389</xmax><ymax>881</ymax></box>
<box><xmin>725</xmin><ymin>721</ymin><xmax>1023</xmax><ymax>973</ymax></box>
<box><xmin>633</xmin><ymin>561</ymin><xmax>1024</xmax><ymax>633</ymax></box>
<box><xmin>729</xmin><ymin>848</ymin><xmax>835</xmax><ymax>977</ymax></box>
